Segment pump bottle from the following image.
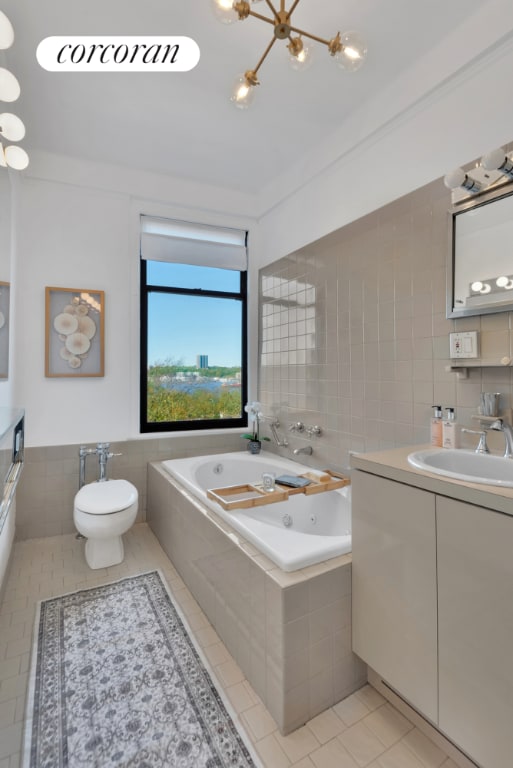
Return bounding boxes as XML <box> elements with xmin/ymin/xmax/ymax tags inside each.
<box><xmin>442</xmin><ymin>407</ymin><xmax>459</xmax><ymax>449</ymax></box>
<box><xmin>431</xmin><ymin>405</ymin><xmax>443</xmax><ymax>447</ymax></box>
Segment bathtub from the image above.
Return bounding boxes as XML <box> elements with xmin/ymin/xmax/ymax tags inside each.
<box><xmin>160</xmin><ymin>450</ymin><xmax>351</xmax><ymax>572</ymax></box>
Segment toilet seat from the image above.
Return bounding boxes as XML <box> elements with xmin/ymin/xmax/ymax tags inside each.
<box><xmin>75</xmin><ymin>479</ymin><xmax>137</xmax><ymax>515</ymax></box>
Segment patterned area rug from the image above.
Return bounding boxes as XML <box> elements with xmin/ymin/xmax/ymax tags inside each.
<box><xmin>23</xmin><ymin>571</ymin><xmax>261</xmax><ymax>768</ymax></box>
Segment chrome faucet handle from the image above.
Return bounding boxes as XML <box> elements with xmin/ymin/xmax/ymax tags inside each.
<box><xmin>289</xmin><ymin>421</ymin><xmax>305</xmax><ymax>433</ymax></box>
<box><xmin>306</xmin><ymin>425</ymin><xmax>322</xmax><ymax>437</ymax></box>
<box><xmin>489</xmin><ymin>418</ymin><xmax>513</xmax><ymax>458</ymax></box>
<box><xmin>461</xmin><ymin>428</ymin><xmax>490</xmax><ymax>454</ymax></box>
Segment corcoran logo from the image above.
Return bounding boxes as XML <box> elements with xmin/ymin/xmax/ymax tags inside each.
<box><xmin>37</xmin><ymin>36</ymin><xmax>200</xmax><ymax>72</ymax></box>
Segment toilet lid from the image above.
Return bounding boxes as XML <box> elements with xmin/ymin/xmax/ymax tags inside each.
<box><xmin>75</xmin><ymin>479</ymin><xmax>138</xmax><ymax>515</ymax></box>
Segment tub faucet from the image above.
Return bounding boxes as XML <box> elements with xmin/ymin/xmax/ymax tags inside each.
<box><xmin>293</xmin><ymin>445</ymin><xmax>313</xmax><ymax>455</ymax></box>
<box><xmin>489</xmin><ymin>419</ymin><xmax>513</xmax><ymax>458</ymax></box>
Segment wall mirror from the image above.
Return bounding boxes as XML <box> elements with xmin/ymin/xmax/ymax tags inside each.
<box><xmin>447</xmin><ymin>182</ymin><xmax>513</xmax><ymax>318</ymax></box>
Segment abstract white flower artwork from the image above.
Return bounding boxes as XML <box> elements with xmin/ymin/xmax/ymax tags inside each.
<box><xmin>45</xmin><ymin>287</ymin><xmax>104</xmax><ymax>377</ymax></box>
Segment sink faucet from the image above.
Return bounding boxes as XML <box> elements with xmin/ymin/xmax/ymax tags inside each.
<box><xmin>293</xmin><ymin>445</ymin><xmax>313</xmax><ymax>455</ymax></box>
<box><xmin>489</xmin><ymin>419</ymin><xmax>513</xmax><ymax>458</ymax></box>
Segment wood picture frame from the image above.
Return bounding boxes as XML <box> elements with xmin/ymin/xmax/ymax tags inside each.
<box><xmin>45</xmin><ymin>287</ymin><xmax>104</xmax><ymax>377</ymax></box>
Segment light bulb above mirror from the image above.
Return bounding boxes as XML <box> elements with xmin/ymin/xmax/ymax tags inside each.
<box><xmin>481</xmin><ymin>147</ymin><xmax>513</xmax><ymax>179</ymax></box>
<box><xmin>444</xmin><ymin>167</ymin><xmax>482</xmax><ymax>194</ymax></box>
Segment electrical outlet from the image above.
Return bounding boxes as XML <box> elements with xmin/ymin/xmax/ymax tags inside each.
<box><xmin>449</xmin><ymin>331</ymin><xmax>479</xmax><ymax>358</ymax></box>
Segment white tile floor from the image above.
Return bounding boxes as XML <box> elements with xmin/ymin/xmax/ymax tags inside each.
<box><xmin>0</xmin><ymin>523</ymin><xmax>458</xmax><ymax>768</ymax></box>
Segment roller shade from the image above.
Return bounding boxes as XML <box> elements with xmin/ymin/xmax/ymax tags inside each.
<box><xmin>140</xmin><ymin>215</ymin><xmax>247</xmax><ymax>271</ymax></box>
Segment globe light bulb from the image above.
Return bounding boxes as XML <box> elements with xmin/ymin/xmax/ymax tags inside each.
<box><xmin>289</xmin><ymin>40</ymin><xmax>314</xmax><ymax>71</ymax></box>
<box><xmin>481</xmin><ymin>147</ymin><xmax>507</xmax><ymax>171</ymax></box>
<box><xmin>335</xmin><ymin>31</ymin><xmax>367</xmax><ymax>72</ymax></box>
<box><xmin>444</xmin><ymin>168</ymin><xmax>466</xmax><ymax>190</ymax></box>
<box><xmin>0</xmin><ymin>11</ymin><xmax>14</xmax><ymax>51</ymax></box>
<box><xmin>230</xmin><ymin>74</ymin><xmax>255</xmax><ymax>109</ymax></box>
<box><xmin>211</xmin><ymin>0</ymin><xmax>237</xmax><ymax>24</ymax></box>
<box><xmin>471</xmin><ymin>281</ymin><xmax>483</xmax><ymax>292</ymax></box>
<box><xmin>496</xmin><ymin>276</ymin><xmax>509</xmax><ymax>288</ymax></box>
<box><xmin>0</xmin><ymin>112</ymin><xmax>25</xmax><ymax>141</ymax></box>
<box><xmin>0</xmin><ymin>68</ymin><xmax>20</xmax><ymax>102</ymax></box>
<box><xmin>481</xmin><ymin>147</ymin><xmax>513</xmax><ymax>178</ymax></box>
<box><xmin>443</xmin><ymin>167</ymin><xmax>481</xmax><ymax>194</ymax></box>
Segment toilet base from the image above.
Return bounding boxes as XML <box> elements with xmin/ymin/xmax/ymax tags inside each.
<box><xmin>84</xmin><ymin>535</ymin><xmax>124</xmax><ymax>569</ymax></box>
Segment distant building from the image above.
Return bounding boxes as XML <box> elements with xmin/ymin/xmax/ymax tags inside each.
<box><xmin>196</xmin><ymin>355</ymin><xmax>208</xmax><ymax>369</ymax></box>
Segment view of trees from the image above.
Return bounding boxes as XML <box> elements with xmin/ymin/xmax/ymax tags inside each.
<box><xmin>147</xmin><ymin>360</ymin><xmax>242</xmax><ymax>422</ymax></box>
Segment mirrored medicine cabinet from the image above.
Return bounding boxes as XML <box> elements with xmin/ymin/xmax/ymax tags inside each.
<box><xmin>447</xmin><ymin>181</ymin><xmax>513</xmax><ymax>319</ymax></box>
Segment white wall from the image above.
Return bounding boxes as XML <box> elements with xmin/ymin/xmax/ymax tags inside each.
<box><xmin>13</xmin><ymin>159</ymin><xmax>258</xmax><ymax>446</ymax></box>
<box><xmin>256</xmin><ymin>3</ymin><xmax>513</xmax><ymax>266</ymax></box>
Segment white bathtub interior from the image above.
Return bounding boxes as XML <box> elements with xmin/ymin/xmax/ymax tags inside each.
<box><xmin>161</xmin><ymin>450</ymin><xmax>352</xmax><ymax>571</ymax></box>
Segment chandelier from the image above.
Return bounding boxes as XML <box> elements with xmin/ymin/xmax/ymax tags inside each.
<box><xmin>212</xmin><ymin>0</ymin><xmax>367</xmax><ymax>108</ymax></box>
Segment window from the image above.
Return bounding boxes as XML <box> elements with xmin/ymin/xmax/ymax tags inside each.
<box><xmin>140</xmin><ymin>215</ymin><xmax>248</xmax><ymax>432</ymax></box>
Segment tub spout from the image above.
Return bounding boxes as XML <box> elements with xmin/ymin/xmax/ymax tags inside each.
<box><xmin>293</xmin><ymin>446</ymin><xmax>313</xmax><ymax>455</ymax></box>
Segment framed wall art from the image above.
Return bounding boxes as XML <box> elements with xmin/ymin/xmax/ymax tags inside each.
<box><xmin>45</xmin><ymin>287</ymin><xmax>104</xmax><ymax>377</ymax></box>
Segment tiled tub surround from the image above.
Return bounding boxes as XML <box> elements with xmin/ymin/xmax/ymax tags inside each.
<box><xmin>15</xmin><ymin>433</ymin><xmax>243</xmax><ymax>541</ymax></box>
<box><xmin>258</xmin><ymin>172</ymin><xmax>513</xmax><ymax>472</ymax></box>
<box><xmin>147</xmin><ymin>461</ymin><xmax>366</xmax><ymax>734</ymax></box>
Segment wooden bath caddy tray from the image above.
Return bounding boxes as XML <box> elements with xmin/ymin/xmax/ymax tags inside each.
<box><xmin>206</xmin><ymin>470</ymin><xmax>349</xmax><ymax>511</ymax></box>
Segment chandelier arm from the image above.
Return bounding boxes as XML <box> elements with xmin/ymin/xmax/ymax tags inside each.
<box><xmin>287</xmin><ymin>0</ymin><xmax>302</xmax><ymax>16</ymax></box>
<box><xmin>287</xmin><ymin>25</ymin><xmax>331</xmax><ymax>47</ymax></box>
<box><xmin>247</xmin><ymin>9</ymin><xmax>278</xmax><ymax>27</ymax></box>
<box><xmin>263</xmin><ymin>0</ymin><xmax>281</xmax><ymax>22</ymax></box>
<box><xmin>252</xmin><ymin>35</ymin><xmax>278</xmax><ymax>76</ymax></box>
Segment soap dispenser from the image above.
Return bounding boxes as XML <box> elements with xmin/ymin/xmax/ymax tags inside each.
<box><xmin>442</xmin><ymin>407</ymin><xmax>459</xmax><ymax>449</ymax></box>
<box><xmin>431</xmin><ymin>405</ymin><xmax>443</xmax><ymax>447</ymax></box>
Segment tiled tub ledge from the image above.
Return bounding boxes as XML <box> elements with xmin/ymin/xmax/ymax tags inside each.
<box><xmin>146</xmin><ymin>461</ymin><xmax>367</xmax><ymax>735</ymax></box>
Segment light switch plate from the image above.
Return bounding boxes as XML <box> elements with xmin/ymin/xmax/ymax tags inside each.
<box><xmin>449</xmin><ymin>331</ymin><xmax>479</xmax><ymax>358</ymax></box>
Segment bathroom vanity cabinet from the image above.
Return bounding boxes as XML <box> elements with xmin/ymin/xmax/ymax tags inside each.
<box><xmin>351</xmin><ymin>471</ymin><xmax>438</xmax><ymax>722</ymax></box>
<box><xmin>351</xmin><ymin>449</ymin><xmax>513</xmax><ymax>768</ymax></box>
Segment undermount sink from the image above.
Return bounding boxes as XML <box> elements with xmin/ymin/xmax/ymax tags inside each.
<box><xmin>407</xmin><ymin>448</ymin><xmax>513</xmax><ymax>487</ymax></box>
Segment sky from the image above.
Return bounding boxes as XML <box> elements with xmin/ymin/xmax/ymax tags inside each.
<box><xmin>146</xmin><ymin>262</ymin><xmax>243</xmax><ymax>368</ymax></box>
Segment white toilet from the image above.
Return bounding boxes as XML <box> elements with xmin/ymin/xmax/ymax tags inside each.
<box><xmin>73</xmin><ymin>479</ymin><xmax>138</xmax><ymax>569</ymax></box>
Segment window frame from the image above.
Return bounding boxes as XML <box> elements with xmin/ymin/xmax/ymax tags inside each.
<box><xmin>140</xmin><ymin>258</ymin><xmax>248</xmax><ymax>433</ymax></box>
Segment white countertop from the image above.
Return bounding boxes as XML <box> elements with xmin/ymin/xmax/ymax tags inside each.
<box><xmin>350</xmin><ymin>444</ymin><xmax>513</xmax><ymax>516</ymax></box>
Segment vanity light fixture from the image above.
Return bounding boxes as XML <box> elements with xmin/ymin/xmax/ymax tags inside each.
<box><xmin>212</xmin><ymin>0</ymin><xmax>367</xmax><ymax>109</ymax></box>
<box><xmin>445</xmin><ymin>147</ymin><xmax>513</xmax><ymax>202</ymax></box>
<box><xmin>0</xmin><ymin>9</ymin><xmax>29</xmax><ymax>169</ymax></box>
